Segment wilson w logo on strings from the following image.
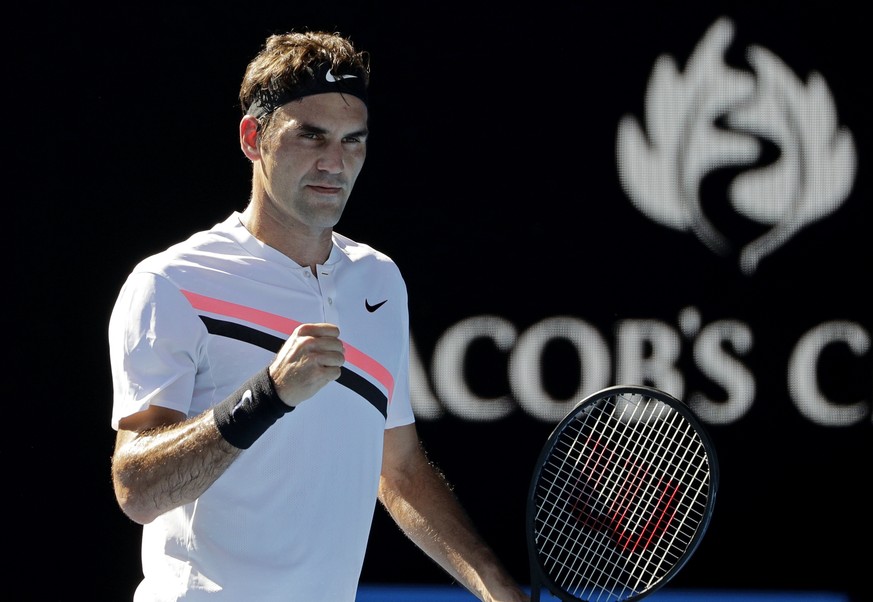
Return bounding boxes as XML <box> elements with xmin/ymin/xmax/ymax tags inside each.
<box><xmin>528</xmin><ymin>387</ymin><xmax>717</xmax><ymax>602</ymax></box>
<box><xmin>563</xmin><ymin>436</ymin><xmax>682</xmax><ymax>554</ymax></box>
<box><xmin>534</xmin><ymin>398</ymin><xmax>710</xmax><ymax>562</ymax></box>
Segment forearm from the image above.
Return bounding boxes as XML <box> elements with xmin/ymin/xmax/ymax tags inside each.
<box><xmin>112</xmin><ymin>364</ymin><xmax>299</xmax><ymax>524</ymax></box>
<box><xmin>112</xmin><ymin>410</ymin><xmax>240</xmax><ymax>524</ymax></box>
<box><xmin>378</xmin><ymin>463</ymin><xmax>522</xmax><ymax>602</ymax></box>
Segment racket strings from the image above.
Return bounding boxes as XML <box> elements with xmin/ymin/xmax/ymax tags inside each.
<box><xmin>540</xmin><ymin>406</ymin><xmax>704</xmax><ymax>592</ymax></box>
<box><xmin>540</xmin><ymin>408</ymin><xmax>708</xmax><ymax>596</ymax></box>
<box><xmin>533</xmin><ymin>393</ymin><xmax>713</xmax><ymax>602</ymax></box>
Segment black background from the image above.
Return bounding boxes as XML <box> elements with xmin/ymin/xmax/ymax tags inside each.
<box><xmin>20</xmin><ymin>1</ymin><xmax>870</xmax><ymax>600</ymax></box>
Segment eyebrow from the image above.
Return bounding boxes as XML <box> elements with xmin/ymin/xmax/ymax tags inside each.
<box><xmin>297</xmin><ymin>122</ymin><xmax>369</xmax><ymax>139</ymax></box>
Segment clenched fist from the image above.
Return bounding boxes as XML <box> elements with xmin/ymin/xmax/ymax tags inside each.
<box><xmin>268</xmin><ymin>323</ymin><xmax>345</xmax><ymax>408</ymax></box>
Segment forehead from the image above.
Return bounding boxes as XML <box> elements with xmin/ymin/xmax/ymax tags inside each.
<box><xmin>274</xmin><ymin>92</ymin><xmax>368</xmax><ymax>130</ymax></box>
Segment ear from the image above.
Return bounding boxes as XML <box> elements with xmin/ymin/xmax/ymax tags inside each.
<box><xmin>240</xmin><ymin>115</ymin><xmax>261</xmax><ymax>161</ymax></box>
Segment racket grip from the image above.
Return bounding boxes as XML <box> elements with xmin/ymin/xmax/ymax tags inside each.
<box><xmin>529</xmin><ymin>555</ymin><xmax>541</xmax><ymax>601</ymax></box>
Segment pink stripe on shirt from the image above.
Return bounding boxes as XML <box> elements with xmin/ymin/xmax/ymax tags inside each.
<box><xmin>181</xmin><ymin>289</ymin><xmax>395</xmax><ymax>401</ymax></box>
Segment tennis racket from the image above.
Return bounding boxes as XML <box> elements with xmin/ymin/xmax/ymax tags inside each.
<box><xmin>526</xmin><ymin>385</ymin><xmax>718</xmax><ymax>602</ymax></box>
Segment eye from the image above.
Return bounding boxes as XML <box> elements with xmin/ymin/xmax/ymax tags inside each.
<box><xmin>343</xmin><ymin>134</ymin><xmax>368</xmax><ymax>145</ymax></box>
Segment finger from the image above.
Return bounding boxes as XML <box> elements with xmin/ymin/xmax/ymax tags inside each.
<box><xmin>293</xmin><ymin>324</ymin><xmax>345</xmax><ymax>359</ymax></box>
<box><xmin>317</xmin><ymin>349</ymin><xmax>346</xmax><ymax>368</ymax></box>
<box><xmin>295</xmin><ymin>322</ymin><xmax>340</xmax><ymax>338</ymax></box>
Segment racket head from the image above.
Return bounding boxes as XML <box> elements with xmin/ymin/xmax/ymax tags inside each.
<box><xmin>526</xmin><ymin>385</ymin><xmax>719</xmax><ymax>602</ymax></box>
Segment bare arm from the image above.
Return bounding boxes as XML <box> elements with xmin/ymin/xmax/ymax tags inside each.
<box><xmin>111</xmin><ymin>322</ymin><xmax>345</xmax><ymax>525</ymax></box>
<box><xmin>112</xmin><ymin>406</ymin><xmax>240</xmax><ymax>525</ymax></box>
<box><xmin>378</xmin><ymin>424</ymin><xmax>529</xmax><ymax>602</ymax></box>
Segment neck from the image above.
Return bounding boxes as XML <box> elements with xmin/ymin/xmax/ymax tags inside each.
<box><xmin>240</xmin><ymin>205</ymin><xmax>333</xmax><ymax>273</ymax></box>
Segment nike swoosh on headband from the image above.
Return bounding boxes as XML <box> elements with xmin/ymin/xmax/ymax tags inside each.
<box><xmin>326</xmin><ymin>68</ymin><xmax>359</xmax><ymax>82</ymax></box>
<box><xmin>248</xmin><ymin>63</ymin><xmax>368</xmax><ymax>118</ymax></box>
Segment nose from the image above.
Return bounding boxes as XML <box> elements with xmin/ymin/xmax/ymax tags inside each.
<box><xmin>316</xmin><ymin>141</ymin><xmax>345</xmax><ymax>174</ymax></box>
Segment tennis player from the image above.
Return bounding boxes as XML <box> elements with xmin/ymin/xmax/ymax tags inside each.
<box><xmin>108</xmin><ymin>29</ymin><xmax>529</xmax><ymax>602</ymax></box>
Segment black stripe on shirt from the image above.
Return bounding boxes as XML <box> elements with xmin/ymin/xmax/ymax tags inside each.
<box><xmin>198</xmin><ymin>315</ymin><xmax>388</xmax><ymax>419</ymax></box>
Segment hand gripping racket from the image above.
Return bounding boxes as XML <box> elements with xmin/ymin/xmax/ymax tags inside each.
<box><xmin>526</xmin><ymin>385</ymin><xmax>719</xmax><ymax>602</ymax></box>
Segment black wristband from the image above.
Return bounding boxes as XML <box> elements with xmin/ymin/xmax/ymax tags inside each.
<box><xmin>213</xmin><ymin>366</ymin><xmax>293</xmax><ymax>449</ymax></box>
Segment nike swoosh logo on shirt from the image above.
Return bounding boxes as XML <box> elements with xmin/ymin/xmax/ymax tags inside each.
<box><xmin>365</xmin><ymin>299</ymin><xmax>387</xmax><ymax>312</ymax></box>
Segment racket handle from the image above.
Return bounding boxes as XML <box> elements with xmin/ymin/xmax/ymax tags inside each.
<box><xmin>529</xmin><ymin>555</ymin><xmax>541</xmax><ymax>601</ymax></box>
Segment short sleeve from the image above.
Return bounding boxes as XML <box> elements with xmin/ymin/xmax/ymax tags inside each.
<box><xmin>108</xmin><ymin>271</ymin><xmax>206</xmax><ymax>429</ymax></box>
<box><xmin>383</xmin><ymin>282</ymin><xmax>415</xmax><ymax>430</ymax></box>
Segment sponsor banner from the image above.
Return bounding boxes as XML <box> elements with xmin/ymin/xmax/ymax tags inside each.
<box><xmin>355</xmin><ymin>8</ymin><xmax>869</xmax><ymax>599</ymax></box>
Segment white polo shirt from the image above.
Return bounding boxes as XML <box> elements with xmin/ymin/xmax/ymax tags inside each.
<box><xmin>109</xmin><ymin>212</ymin><xmax>415</xmax><ymax>601</ymax></box>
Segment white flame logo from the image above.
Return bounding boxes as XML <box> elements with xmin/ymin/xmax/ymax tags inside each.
<box><xmin>616</xmin><ymin>17</ymin><xmax>857</xmax><ymax>274</ymax></box>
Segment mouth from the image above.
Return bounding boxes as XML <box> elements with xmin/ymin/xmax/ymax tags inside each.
<box><xmin>307</xmin><ymin>184</ymin><xmax>343</xmax><ymax>194</ymax></box>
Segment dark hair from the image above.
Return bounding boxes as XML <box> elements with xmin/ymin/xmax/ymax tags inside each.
<box><xmin>239</xmin><ymin>30</ymin><xmax>370</xmax><ymax>126</ymax></box>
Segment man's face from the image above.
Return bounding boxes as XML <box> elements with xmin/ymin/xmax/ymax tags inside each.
<box><xmin>257</xmin><ymin>92</ymin><xmax>369</xmax><ymax>232</ymax></box>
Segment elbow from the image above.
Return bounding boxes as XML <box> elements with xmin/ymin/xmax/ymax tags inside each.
<box><xmin>115</xmin><ymin>487</ymin><xmax>160</xmax><ymax>525</ymax></box>
<box><xmin>113</xmin><ymin>477</ymin><xmax>160</xmax><ymax>525</ymax></box>
<box><xmin>111</xmin><ymin>458</ymin><xmax>161</xmax><ymax>525</ymax></box>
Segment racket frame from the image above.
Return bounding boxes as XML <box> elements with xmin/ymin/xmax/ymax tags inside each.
<box><xmin>526</xmin><ymin>385</ymin><xmax>719</xmax><ymax>602</ymax></box>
